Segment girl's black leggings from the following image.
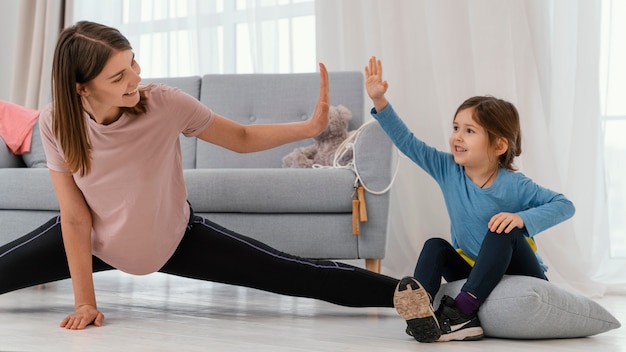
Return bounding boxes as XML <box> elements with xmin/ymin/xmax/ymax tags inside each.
<box><xmin>0</xmin><ymin>211</ymin><xmax>398</xmax><ymax>308</ymax></box>
<box><xmin>413</xmin><ymin>228</ymin><xmax>548</xmax><ymax>303</ymax></box>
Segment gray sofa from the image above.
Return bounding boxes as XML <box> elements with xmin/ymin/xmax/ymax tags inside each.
<box><xmin>0</xmin><ymin>71</ymin><xmax>393</xmax><ymax>272</ymax></box>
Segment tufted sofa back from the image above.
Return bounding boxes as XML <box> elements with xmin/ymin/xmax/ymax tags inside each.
<box><xmin>143</xmin><ymin>71</ymin><xmax>364</xmax><ymax>169</ymax></box>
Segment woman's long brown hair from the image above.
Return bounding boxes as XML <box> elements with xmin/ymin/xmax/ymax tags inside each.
<box><xmin>51</xmin><ymin>21</ymin><xmax>147</xmax><ymax>176</ymax></box>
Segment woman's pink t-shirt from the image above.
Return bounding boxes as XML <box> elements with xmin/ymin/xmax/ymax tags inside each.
<box><xmin>40</xmin><ymin>85</ymin><xmax>214</xmax><ymax>274</ymax></box>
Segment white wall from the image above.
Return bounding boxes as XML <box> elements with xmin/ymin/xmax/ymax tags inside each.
<box><xmin>0</xmin><ymin>0</ymin><xmax>19</xmax><ymax>101</ymax></box>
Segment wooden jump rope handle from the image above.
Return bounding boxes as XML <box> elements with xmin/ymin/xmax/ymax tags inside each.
<box><xmin>357</xmin><ymin>185</ymin><xmax>367</xmax><ymax>222</ymax></box>
<box><xmin>352</xmin><ymin>184</ymin><xmax>368</xmax><ymax>236</ymax></box>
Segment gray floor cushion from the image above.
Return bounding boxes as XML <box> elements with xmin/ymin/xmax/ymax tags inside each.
<box><xmin>435</xmin><ymin>275</ymin><xmax>621</xmax><ymax>339</ymax></box>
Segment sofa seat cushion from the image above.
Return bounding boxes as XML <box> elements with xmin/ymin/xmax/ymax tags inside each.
<box><xmin>0</xmin><ymin>168</ymin><xmax>358</xmax><ymax>214</ymax></box>
<box><xmin>185</xmin><ymin>168</ymin><xmax>356</xmax><ymax>213</ymax></box>
<box><xmin>435</xmin><ymin>275</ymin><xmax>621</xmax><ymax>339</ymax></box>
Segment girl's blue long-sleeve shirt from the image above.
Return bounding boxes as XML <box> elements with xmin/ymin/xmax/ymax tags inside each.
<box><xmin>371</xmin><ymin>104</ymin><xmax>575</xmax><ymax>269</ymax></box>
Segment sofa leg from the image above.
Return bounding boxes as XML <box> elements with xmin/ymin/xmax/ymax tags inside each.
<box><xmin>365</xmin><ymin>258</ymin><xmax>381</xmax><ymax>273</ymax></box>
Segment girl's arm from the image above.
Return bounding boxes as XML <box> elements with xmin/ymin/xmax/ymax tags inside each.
<box><xmin>364</xmin><ymin>56</ymin><xmax>452</xmax><ymax>182</ymax></box>
<box><xmin>49</xmin><ymin>170</ymin><xmax>103</xmax><ymax>330</ymax></box>
<box><xmin>195</xmin><ymin>63</ymin><xmax>330</xmax><ymax>152</ymax></box>
<box><xmin>516</xmin><ymin>192</ymin><xmax>575</xmax><ymax>237</ymax></box>
<box><xmin>490</xmin><ymin>177</ymin><xmax>576</xmax><ymax>235</ymax></box>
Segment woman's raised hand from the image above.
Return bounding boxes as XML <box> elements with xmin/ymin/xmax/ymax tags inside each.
<box><xmin>308</xmin><ymin>62</ymin><xmax>330</xmax><ymax>136</ymax></box>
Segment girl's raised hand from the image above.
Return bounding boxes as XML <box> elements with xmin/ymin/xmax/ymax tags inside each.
<box><xmin>364</xmin><ymin>56</ymin><xmax>389</xmax><ymax>112</ymax></box>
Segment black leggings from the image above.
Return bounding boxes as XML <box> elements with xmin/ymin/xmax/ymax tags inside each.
<box><xmin>413</xmin><ymin>228</ymin><xmax>547</xmax><ymax>302</ymax></box>
<box><xmin>0</xmin><ymin>214</ymin><xmax>397</xmax><ymax>308</ymax></box>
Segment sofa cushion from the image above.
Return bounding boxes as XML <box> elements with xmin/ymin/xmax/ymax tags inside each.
<box><xmin>434</xmin><ymin>275</ymin><xmax>621</xmax><ymax>339</ymax></box>
<box><xmin>141</xmin><ymin>76</ymin><xmax>202</xmax><ymax>100</ymax></box>
<box><xmin>21</xmin><ymin>121</ymin><xmax>47</xmax><ymax>168</ymax></box>
<box><xmin>141</xmin><ymin>76</ymin><xmax>201</xmax><ymax>169</ymax></box>
<box><xmin>0</xmin><ymin>137</ymin><xmax>24</xmax><ymax>168</ymax></box>
<box><xmin>185</xmin><ymin>168</ymin><xmax>356</xmax><ymax>213</ymax></box>
<box><xmin>196</xmin><ymin>72</ymin><xmax>364</xmax><ymax>169</ymax></box>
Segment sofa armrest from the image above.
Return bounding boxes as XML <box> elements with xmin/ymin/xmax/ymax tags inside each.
<box><xmin>353</xmin><ymin>121</ymin><xmax>394</xmax><ymax>194</ymax></box>
<box><xmin>347</xmin><ymin>121</ymin><xmax>394</xmax><ymax>260</ymax></box>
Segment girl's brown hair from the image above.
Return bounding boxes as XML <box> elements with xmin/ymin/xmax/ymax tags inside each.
<box><xmin>454</xmin><ymin>96</ymin><xmax>522</xmax><ymax>171</ymax></box>
<box><xmin>51</xmin><ymin>21</ymin><xmax>147</xmax><ymax>176</ymax></box>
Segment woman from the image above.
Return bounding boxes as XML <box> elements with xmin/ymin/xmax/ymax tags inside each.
<box><xmin>0</xmin><ymin>22</ymin><xmax>399</xmax><ymax>330</ymax></box>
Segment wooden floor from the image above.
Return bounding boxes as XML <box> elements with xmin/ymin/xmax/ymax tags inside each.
<box><xmin>1</xmin><ymin>271</ymin><xmax>624</xmax><ymax>351</ymax></box>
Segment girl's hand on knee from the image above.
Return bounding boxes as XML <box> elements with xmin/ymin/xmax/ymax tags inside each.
<box><xmin>60</xmin><ymin>304</ymin><xmax>104</xmax><ymax>330</ymax></box>
<box><xmin>488</xmin><ymin>212</ymin><xmax>524</xmax><ymax>234</ymax></box>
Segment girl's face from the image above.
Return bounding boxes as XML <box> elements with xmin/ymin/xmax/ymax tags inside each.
<box><xmin>77</xmin><ymin>49</ymin><xmax>141</xmax><ymax>122</ymax></box>
<box><xmin>449</xmin><ymin>107</ymin><xmax>496</xmax><ymax>170</ymax></box>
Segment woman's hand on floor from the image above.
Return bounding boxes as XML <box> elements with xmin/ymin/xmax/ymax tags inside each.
<box><xmin>60</xmin><ymin>304</ymin><xmax>104</xmax><ymax>330</ymax></box>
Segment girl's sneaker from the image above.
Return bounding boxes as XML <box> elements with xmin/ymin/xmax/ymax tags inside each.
<box><xmin>435</xmin><ymin>295</ymin><xmax>484</xmax><ymax>341</ymax></box>
<box><xmin>393</xmin><ymin>276</ymin><xmax>441</xmax><ymax>343</ymax></box>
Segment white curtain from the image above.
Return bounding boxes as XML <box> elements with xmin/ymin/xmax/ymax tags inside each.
<box><xmin>10</xmin><ymin>0</ymin><xmax>70</xmax><ymax>109</ymax></box>
<box><xmin>316</xmin><ymin>0</ymin><xmax>626</xmax><ymax>296</ymax></box>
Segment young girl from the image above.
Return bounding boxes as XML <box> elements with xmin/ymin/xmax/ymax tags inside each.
<box><xmin>0</xmin><ymin>22</ymin><xmax>401</xmax><ymax>330</ymax></box>
<box><xmin>365</xmin><ymin>56</ymin><xmax>575</xmax><ymax>343</ymax></box>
